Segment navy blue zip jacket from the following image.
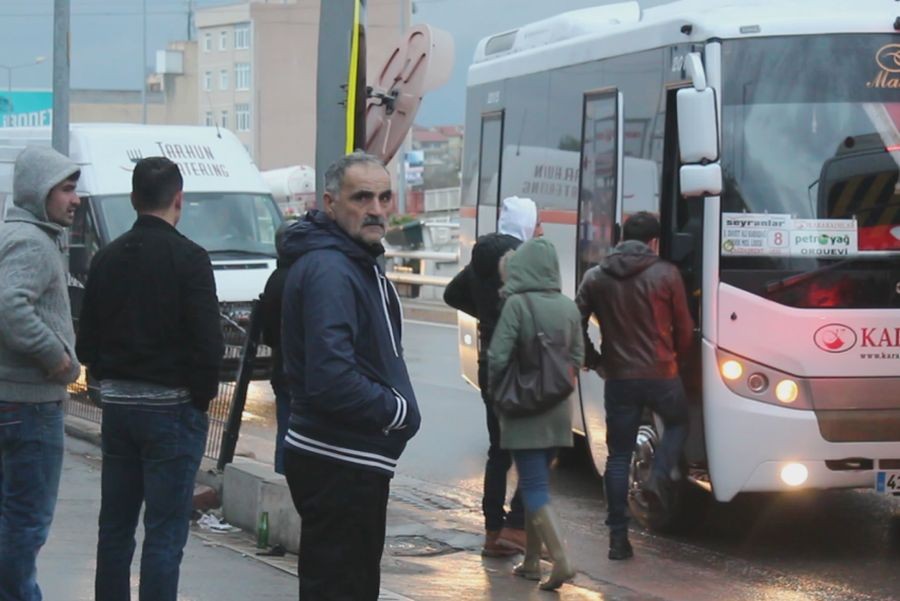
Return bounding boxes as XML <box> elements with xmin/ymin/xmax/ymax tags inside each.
<box><xmin>280</xmin><ymin>210</ymin><xmax>420</xmax><ymax>476</ymax></box>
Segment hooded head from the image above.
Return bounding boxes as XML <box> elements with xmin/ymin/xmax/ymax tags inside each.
<box><xmin>497</xmin><ymin>196</ymin><xmax>537</xmax><ymax>242</ymax></box>
<box><xmin>502</xmin><ymin>237</ymin><xmax>562</xmax><ymax>295</ymax></box>
<box><xmin>13</xmin><ymin>146</ymin><xmax>81</xmax><ymax>227</ymax></box>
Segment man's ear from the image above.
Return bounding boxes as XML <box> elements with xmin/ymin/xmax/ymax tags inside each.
<box><xmin>173</xmin><ymin>190</ymin><xmax>184</xmax><ymax>212</ymax></box>
<box><xmin>649</xmin><ymin>237</ymin><xmax>660</xmax><ymax>255</ymax></box>
<box><xmin>322</xmin><ymin>192</ymin><xmax>335</xmax><ymax>218</ymax></box>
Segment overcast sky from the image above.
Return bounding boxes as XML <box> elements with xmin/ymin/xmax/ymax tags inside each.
<box><xmin>0</xmin><ymin>0</ymin><xmax>672</xmax><ymax>125</ymax></box>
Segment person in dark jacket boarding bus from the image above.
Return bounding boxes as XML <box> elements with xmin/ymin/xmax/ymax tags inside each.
<box><xmin>576</xmin><ymin>211</ymin><xmax>694</xmax><ymax>561</ymax></box>
<box><xmin>442</xmin><ymin>195</ymin><xmax>537</xmax><ymax>556</ymax></box>
<box><xmin>76</xmin><ymin>157</ymin><xmax>224</xmax><ymax>601</ymax></box>
<box><xmin>280</xmin><ymin>151</ymin><xmax>421</xmax><ymax>601</ymax></box>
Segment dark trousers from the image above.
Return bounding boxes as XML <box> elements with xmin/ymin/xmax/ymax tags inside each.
<box><xmin>270</xmin><ymin>363</ymin><xmax>291</xmax><ymax>475</ymax></box>
<box><xmin>95</xmin><ymin>402</ymin><xmax>208</xmax><ymax>601</ymax></box>
<box><xmin>603</xmin><ymin>377</ymin><xmax>688</xmax><ymax>534</ymax></box>
<box><xmin>285</xmin><ymin>451</ymin><xmax>390</xmax><ymax>601</ymax></box>
<box><xmin>478</xmin><ymin>358</ymin><xmax>524</xmax><ymax>531</ymax></box>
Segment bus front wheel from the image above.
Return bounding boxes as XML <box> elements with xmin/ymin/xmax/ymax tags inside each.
<box><xmin>627</xmin><ymin>423</ymin><xmax>708</xmax><ymax>533</ymax></box>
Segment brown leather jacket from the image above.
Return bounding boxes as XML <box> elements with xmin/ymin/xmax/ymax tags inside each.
<box><xmin>575</xmin><ymin>240</ymin><xmax>694</xmax><ymax>380</ymax></box>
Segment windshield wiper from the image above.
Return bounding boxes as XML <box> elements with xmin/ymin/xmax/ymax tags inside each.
<box><xmin>765</xmin><ymin>256</ymin><xmax>872</xmax><ymax>294</ymax></box>
<box><xmin>207</xmin><ymin>249</ymin><xmax>276</xmax><ymax>259</ymax></box>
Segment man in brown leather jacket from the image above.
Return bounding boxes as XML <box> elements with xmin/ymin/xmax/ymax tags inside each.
<box><xmin>575</xmin><ymin>211</ymin><xmax>693</xmax><ymax>561</ymax></box>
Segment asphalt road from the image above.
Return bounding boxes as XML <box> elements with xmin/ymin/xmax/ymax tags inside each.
<box><xmin>237</xmin><ymin>319</ymin><xmax>900</xmax><ymax>601</ymax></box>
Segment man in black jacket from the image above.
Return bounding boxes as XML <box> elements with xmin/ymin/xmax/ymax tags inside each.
<box><xmin>76</xmin><ymin>157</ymin><xmax>224</xmax><ymax>601</ymax></box>
<box><xmin>280</xmin><ymin>152</ymin><xmax>420</xmax><ymax>601</ymax></box>
<box><xmin>260</xmin><ymin>221</ymin><xmax>293</xmax><ymax>475</ymax></box>
<box><xmin>443</xmin><ymin>195</ymin><xmax>537</xmax><ymax>556</ymax></box>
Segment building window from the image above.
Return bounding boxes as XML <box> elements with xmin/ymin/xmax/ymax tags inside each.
<box><xmin>203</xmin><ymin>33</ymin><xmax>211</xmax><ymax>52</ymax></box>
<box><xmin>221</xmin><ymin>110</ymin><xmax>229</xmax><ymax>129</ymax></box>
<box><xmin>220</xmin><ymin>69</ymin><xmax>229</xmax><ymax>90</ymax></box>
<box><xmin>205</xmin><ymin>111</ymin><xmax>213</xmax><ymax>127</ymax></box>
<box><xmin>234</xmin><ymin>23</ymin><xmax>250</xmax><ymax>50</ymax></box>
<box><xmin>203</xmin><ymin>71</ymin><xmax>212</xmax><ymax>91</ymax></box>
<box><xmin>219</xmin><ymin>31</ymin><xmax>227</xmax><ymax>51</ymax></box>
<box><xmin>235</xmin><ymin>63</ymin><xmax>251</xmax><ymax>90</ymax></box>
<box><xmin>236</xmin><ymin>103</ymin><xmax>250</xmax><ymax>131</ymax></box>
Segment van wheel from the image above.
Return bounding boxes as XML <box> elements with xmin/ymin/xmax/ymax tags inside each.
<box><xmin>627</xmin><ymin>423</ymin><xmax>708</xmax><ymax>533</ymax></box>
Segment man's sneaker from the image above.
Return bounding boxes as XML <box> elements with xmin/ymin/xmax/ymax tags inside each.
<box><xmin>608</xmin><ymin>531</ymin><xmax>633</xmax><ymax>560</ymax></box>
<box><xmin>481</xmin><ymin>530</ymin><xmax>520</xmax><ymax>557</ymax></box>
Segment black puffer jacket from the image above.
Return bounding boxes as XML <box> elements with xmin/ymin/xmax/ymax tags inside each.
<box><xmin>443</xmin><ymin>232</ymin><xmax>521</xmax><ymax>346</ymax></box>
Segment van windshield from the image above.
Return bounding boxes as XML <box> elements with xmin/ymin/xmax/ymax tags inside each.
<box><xmin>94</xmin><ymin>192</ymin><xmax>283</xmax><ymax>257</ymax></box>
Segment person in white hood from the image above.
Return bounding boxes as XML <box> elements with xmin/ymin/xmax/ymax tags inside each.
<box><xmin>0</xmin><ymin>146</ymin><xmax>82</xmax><ymax>601</ymax></box>
<box><xmin>443</xmin><ymin>195</ymin><xmax>538</xmax><ymax>556</ymax></box>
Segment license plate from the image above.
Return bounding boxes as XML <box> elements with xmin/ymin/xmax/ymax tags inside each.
<box><xmin>875</xmin><ymin>470</ymin><xmax>900</xmax><ymax>496</ymax></box>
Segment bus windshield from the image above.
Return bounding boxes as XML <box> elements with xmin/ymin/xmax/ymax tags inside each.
<box><xmin>720</xmin><ymin>34</ymin><xmax>900</xmax><ymax>309</ymax></box>
<box><xmin>94</xmin><ymin>192</ymin><xmax>283</xmax><ymax>257</ymax></box>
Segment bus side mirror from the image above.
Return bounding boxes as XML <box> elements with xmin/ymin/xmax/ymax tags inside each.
<box><xmin>677</xmin><ymin>87</ymin><xmax>718</xmax><ymax>164</ymax></box>
<box><xmin>680</xmin><ymin>164</ymin><xmax>722</xmax><ymax>197</ymax></box>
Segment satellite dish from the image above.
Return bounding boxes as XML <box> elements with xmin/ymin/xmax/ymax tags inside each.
<box><xmin>365</xmin><ymin>24</ymin><xmax>454</xmax><ymax>163</ymax></box>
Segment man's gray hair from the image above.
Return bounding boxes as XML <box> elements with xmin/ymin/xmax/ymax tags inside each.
<box><xmin>323</xmin><ymin>151</ymin><xmax>386</xmax><ymax>197</ymax></box>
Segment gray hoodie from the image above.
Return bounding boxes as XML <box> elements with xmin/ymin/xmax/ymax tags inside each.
<box><xmin>0</xmin><ymin>146</ymin><xmax>82</xmax><ymax>403</ymax></box>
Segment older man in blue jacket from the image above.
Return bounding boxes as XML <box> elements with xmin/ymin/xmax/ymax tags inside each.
<box><xmin>280</xmin><ymin>151</ymin><xmax>421</xmax><ymax>601</ymax></box>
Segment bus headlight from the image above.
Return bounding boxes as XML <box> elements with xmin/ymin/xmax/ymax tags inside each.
<box><xmin>780</xmin><ymin>463</ymin><xmax>808</xmax><ymax>486</ymax></box>
<box><xmin>715</xmin><ymin>350</ymin><xmax>811</xmax><ymax>410</ymax></box>
<box><xmin>720</xmin><ymin>360</ymin><xmax>743</xmax><ymax>381</ymax></box>
<box><xmin>775</xmin><ymin>379</ymin><xmax>799</xmax><ymax>404</ymax></box>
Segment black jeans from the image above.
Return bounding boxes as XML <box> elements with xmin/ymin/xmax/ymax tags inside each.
<box><xmin>603</xmin><ymin>377</ymin><xmax>689</xmax><ymax>534</ymax></box>
<box><xmin>285</xmin><ymin>451</ymin><xmax>390</xmax><ymax>601</ymax></box>
<box><xmin>479</xmin><ymin>358</ymin><xmax>524</xmax><ymax>531</ymax></box>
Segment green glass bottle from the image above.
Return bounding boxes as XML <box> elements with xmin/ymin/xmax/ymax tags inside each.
<box><xmin>256</xmin><ymin>511</ymin><xmax>269</xmax><ymax>549</ymax></box>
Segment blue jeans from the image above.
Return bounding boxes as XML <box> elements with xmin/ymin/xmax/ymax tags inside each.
<box><xmin>604</xmin><ymin>378</ymin><xmax>688</xmax><ymax>534</ymax></box>
<box><xmin>511</xmin><ymin>449</ymin><xmax>556</xmax><ymax>513</ymax></box>
<box><xmin>0</xmin><ymin>401</ymin><xmax>64</xmax><ymax>601</ymax></box>
<box><xmin>95</xmin><ymin>402</ymin><xmax>208</xmax><ymax>601</ymax></box>
<box><xmin>271</xmin><ymin>364</ymin><xmax>290</xmax><ymax>476</ymax></box>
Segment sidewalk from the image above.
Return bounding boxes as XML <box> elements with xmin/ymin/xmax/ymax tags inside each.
<box><xmin>57</xmin><ymin>420</ymin><xmax>650</xmax><ymax>600</ymax></box>
<box><xmin>41</xmin><ymin>436</ymin><xmax>297</xmax><ymax>600</ymax></box>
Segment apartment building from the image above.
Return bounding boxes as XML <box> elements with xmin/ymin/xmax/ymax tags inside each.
<box><xmin>195</xmin><ymin>0</ymin><xmax>409</xmax><ymax>170</ymax></box>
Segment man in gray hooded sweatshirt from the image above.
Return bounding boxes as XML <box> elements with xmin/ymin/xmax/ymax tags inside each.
<box><xmin>0</xmin><ymin>146</ymin><xmax>82</xmax><ymax>600</ymax></box>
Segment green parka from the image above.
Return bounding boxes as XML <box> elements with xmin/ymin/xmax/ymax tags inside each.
<box><xmin>487</xmin><ymin>238</ymin><xmax>584</xmax><ymax>450</ymax></box>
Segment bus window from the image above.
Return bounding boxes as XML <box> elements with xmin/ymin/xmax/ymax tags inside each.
<box><xmin>577</xmin><ymin>90</ymin><xmax>620</xmax><ymax>280</ymax></box>
<box><xmin>476</xmin><ymin>111</ymin><xmax>503</xmax><ymax>236</ymax></box>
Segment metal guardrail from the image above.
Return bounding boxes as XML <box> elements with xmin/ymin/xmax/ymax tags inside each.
<box><xmin>386</xmin><ymin>272</ymin><xmax>452</xmax><ymax>287</ymax></box>
<box><xmin>385</xmin><ymin>249</ymin><xmax>457</xmax><ymax>261</ymax></box>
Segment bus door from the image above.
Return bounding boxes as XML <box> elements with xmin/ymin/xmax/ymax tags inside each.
<box><xmin>576</xmin><ymin>89</ymin><xmax>623</xmax><ymax>475</ymax></box>
<box><xmin>458</xmin><ymin>111</ymin><xmax>505</xmax><ymax>389</ymax></box>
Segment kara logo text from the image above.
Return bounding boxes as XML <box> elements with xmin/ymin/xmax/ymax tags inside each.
<box><xmin>861</xmin><ymin>327</ymin><xmax>900</xmax><ymax>348</ymax></box>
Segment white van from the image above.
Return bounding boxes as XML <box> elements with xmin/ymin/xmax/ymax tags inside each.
<box><xmin>0</xmin><ymin>124</ymin><xmax>284</xmax><ymax>328</ymax></box>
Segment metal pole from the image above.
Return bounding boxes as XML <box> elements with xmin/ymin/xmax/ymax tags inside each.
<box><xmin>141</xmin><ymin>0</ymin><xmax>147</xmax><ymax>124</ymax></box>
<box><xmin>397</xmin><ymin>0</ymin><xmax>408</xmax><ymax>214</ymax></box>
<box><xmin>52</xmin><ymin>0</ymin><xmax>70</xmax><ymax>155</ymax></box>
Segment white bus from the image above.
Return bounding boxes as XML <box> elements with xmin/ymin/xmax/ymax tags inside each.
<box><xmin>456</xmin><ymin>0</ymin><xmax>900</xmax><ymax>530</ymax></box>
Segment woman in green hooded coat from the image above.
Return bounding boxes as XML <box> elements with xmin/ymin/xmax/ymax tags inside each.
<box><xmin>487</xmin><ymin>237</ymin><xmax>584</xmax><ymax>591</ymax></box>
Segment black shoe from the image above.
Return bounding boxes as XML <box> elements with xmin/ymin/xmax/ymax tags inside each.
<box><xmin>608</xmin><ymin>532</ymin><xmax>633</xmax><ymax>560</ymax></box>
